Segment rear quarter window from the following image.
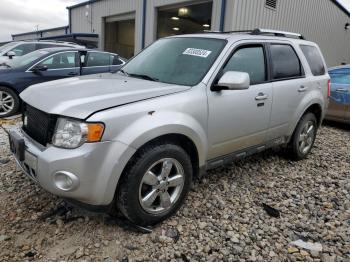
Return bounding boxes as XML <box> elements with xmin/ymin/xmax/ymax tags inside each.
<box><xmin>300</xmin><ymin>45</ymin><xmax>326</xmax><ymax>76</ymax></box>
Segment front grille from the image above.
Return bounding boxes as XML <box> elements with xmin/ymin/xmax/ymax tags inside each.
<box><xmin>22</xmin><ymin>104</ymin><xmax>57</xmax><ymax>146</ymax></box>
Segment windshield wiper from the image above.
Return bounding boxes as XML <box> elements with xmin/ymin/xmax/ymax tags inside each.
<box><xmin>0</xmin><ymin>62</ymin><xmax>11</xmax><ymax>68</ymax></box>
<box><xmin>128</xmin><ymin>73</ymin><xmax>159</xmax><ymax>82</ymax></box>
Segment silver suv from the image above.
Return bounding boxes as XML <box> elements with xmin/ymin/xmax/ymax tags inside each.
<box><xmin>8</xmin><ymin>29</ymin><xmax>329</xmax><ymax>226</ymax></box>
<box><xmin>0</xmin><ymin>40</ymin><xmax>84</xmax><ymax>63</ymax></box>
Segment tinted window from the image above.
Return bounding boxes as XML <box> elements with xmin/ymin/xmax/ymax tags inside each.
<box><xmin>86</xmin><ymin>52</ymin><xmax>113</xmax><ymax>67</ymax></box>
<box><xmin>223</xmin><ymin>46</ymin><xmax>266</xmax><ymax>85</ymax></box>
<box><xmin>330</xmin><ymin>73</ymin><xmax>350</xmax><ymax>85</ymax></box>
<box><xmin>270</xmin><ymin>44</ymin><xmax>302</xmax><ymax>79</ymax></box>
<box><xmin>10</xmin><ymin>43</ymin><xmax>36</xmax><ymax>56</ymax></box>
<box><xmin>122</xmin><ymin>37</ymin><xmax>226</xmax><ymax>86</ymax></box>
<box><xmin>300</xmin><ymin>45</ymin><xmax>325</xmax><ymax>76</ymax></box>
<box><xmin>112</xmin><ymin>55</ymin><xmax>124</xmax><ymax>65</ymax></box>
<box><xmin>38</xmin><ymin>52</ymin><xmax>77</xmax><ymax>69</ymax></box>
<box><xmin>36</xmin><ymin>43</ymin><xmax>61</xmax><ymax>49</ymax></box>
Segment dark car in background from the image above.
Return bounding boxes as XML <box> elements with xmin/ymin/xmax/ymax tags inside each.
<box><xmin>0</xmin><ymin>48</ymin><xmax>126</xmax><ymax>117</ymax></box>
<box><xmin>326</xmin><ymin>65</ymin><xmax>350</xmax><ymax>123</ymax></box>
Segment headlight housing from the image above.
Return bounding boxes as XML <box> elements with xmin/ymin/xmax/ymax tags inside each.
<box><xmin>52</xmin><ymin>118</ymin><xmax>104</xmax><ymax>149</ymax></box>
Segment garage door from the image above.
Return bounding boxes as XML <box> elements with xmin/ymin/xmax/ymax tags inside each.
<box><xmin>104</xmin><ymin>13</ymin><xmax>135</xmax><ymax>59</ymax></box>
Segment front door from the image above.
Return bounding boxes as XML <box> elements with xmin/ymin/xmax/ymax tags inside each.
<box><xmin>30</xmin><ymin>51</ymin><xmax>80</xmax><ymax>82</ymax></box>
<box><xmin>207</xmin><ymin>44</ymin><xmax>272</xmax><ymax>159</ymax></box>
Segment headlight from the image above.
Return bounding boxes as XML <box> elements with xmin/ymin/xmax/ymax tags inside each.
<box><xmin>52</xmin><ymin>118</ymin><xmax>104</xmax><ymax>149</ymax></box>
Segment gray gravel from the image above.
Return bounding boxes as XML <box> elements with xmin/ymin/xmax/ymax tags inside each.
<box><xmin>0</xmin><ymin>119</ymin><xmax>349</xmax><ymax>262</ymax></box>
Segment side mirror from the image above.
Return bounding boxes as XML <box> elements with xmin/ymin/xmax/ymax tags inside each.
<box><xmin>212</xmin><ymin>71</ymin><xmax>250</xmax><ymax>91</ymax></box>
<box><xmin>31</xmin><ymin>65</ymin><xmax>48</xmax><ymax>73</ymax></box>
<box><xmin>6</xmin><ymin>51</ymin><xmax>16</xmax><ymax>59</ymax></box>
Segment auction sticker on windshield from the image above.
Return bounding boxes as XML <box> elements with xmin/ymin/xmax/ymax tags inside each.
<box><xmin>183</xmin><ymin>48</ymin><xmax>212</xmax><ymax>58</ymax></box>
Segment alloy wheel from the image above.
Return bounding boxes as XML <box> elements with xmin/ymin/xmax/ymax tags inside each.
<box><xmin>139</xmin><ymin>158</ymin><xmax>185</xmax><ymax>214</ymax></box>
<box><xmin>298</xmin><ymin>120</ymin><xmax>316</xmax><ymax>154</ymax></box>
<box><xmin>0</xmin><ymin>90</ymin><xmax>15</xmax><ymax>116</ymax></box>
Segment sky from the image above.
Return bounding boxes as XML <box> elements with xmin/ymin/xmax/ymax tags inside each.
<box><xmin>0</xmin><ymin>0</ymin><xmax>349</xmax><ymax>42</ymax></box>
<box><xmin>0</xmin><ymin>0</ymin><xmax>85</xmax><ymax>42</ymax></box>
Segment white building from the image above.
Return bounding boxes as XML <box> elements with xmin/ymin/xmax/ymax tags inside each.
<box><xmin>67</xmin><ymin>0</ymin><xmax>350</xmax><ymax>66</ymax></box>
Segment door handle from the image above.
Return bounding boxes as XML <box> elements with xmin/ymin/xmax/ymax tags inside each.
<box><xmin>255</xmin><ymin>93</ymin><xmax>268</xmax><ymax>101</ymax></box>
<box><xmin>68</xmin><ymin>72</ymin><xmax>78</xmax><ymax>76</ymax></box>
<box><xmin>298</xmin><ymin>85</ymin><xmax>308</xmax><ymax>92</ymax></box>
<box><xmin>336</xmin><ymin>88</ymin><xmax>348</xmax><ymax>93</ymax></box>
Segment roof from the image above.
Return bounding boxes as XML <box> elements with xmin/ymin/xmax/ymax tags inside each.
<box><xmin>67</xmin><ymin>0</ymin><xmax>100</xmax><ymax>9</ymax></box>
<box><xmin>36</xmin><ymin>47</ymin><xmax>91</xmax><ymax>53</ymax></box>
<box><xmin>329</xmin><ymin>64</ymin><xmax>350</xmax><ymax>71</ymax></box>
<box><xmin>12</xmin><ymin>26</ymin><xmax>69</xmax><ymax>38</ymax></box>
<box><xmin>40</xmin><ymin>33</ymin><xmax>99</xmax><ymax>40</ymax></box>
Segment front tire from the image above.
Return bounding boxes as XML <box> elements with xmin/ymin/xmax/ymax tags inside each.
<box><xmin>287</xmin><ymin>112</ymin><xmax>318</xmax><ymax>160</ymax></box>
<box><xmin>116</xmin><ymin>143</ymin><xmax>193</xmax><ymax>226</ymax></box>
<box><xmin>0</xmin><ymin>86</ymin><xmax>20</xmax><ymax>118</ymax></box>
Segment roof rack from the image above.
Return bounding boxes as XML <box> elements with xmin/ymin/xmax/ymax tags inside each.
<box><xmin>251</xmin><ymin>28</ymin><xmax>304</xmax><ymax>39</ymax></box>
<box><xmin>202</xmin><ymin>28</ymin><xmax>305</xmax><ymax>39</ymax></box>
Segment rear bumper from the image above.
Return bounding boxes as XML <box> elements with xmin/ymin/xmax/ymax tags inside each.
<box><xmin>10</xmin><ymin>129</ymin><xmax>136</xmax><ymax>206</ymax></box>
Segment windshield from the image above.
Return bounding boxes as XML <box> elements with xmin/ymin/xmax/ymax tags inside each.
<box><xmin>5</xmin><ymin>50</ymin><xmax>49</xmax><ymax>68</ymax></box>
<box><xmin>0</xmin><ymin>42</ymin><xmax>17</xmax><ymax>53</ymax></box>
<box><xmin>122</xmin><ymin>37</ymin><xmax>226</xmax><ymax>86</ymax></box>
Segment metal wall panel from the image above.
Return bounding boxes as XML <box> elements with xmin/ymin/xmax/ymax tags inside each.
<box><xmin>69</xmin><ymin>0</ymin><xmax>350</xmax><ymax>65</ymax></box>
<box><xmin>224</xmin><ymin>0</ymin><xmax>350</xmax><ymax>66</ymax></box>
<box><xmin>70</xmin><ymin>0</ymin><xmax>142</xmax><ymax>51</ymax></box>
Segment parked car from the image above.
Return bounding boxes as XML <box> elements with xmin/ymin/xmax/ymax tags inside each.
<box><xmin>0</xmin><ymin>48</ymin><xmax>126</xmax><ymax>117</ymax></box>
<box><xmin>8</xmin><ymin>29</ymin><xmax>329</xmax><ymax>226</ymax></box>
<box><xmin>325</xmin><ymin>65</ymin><xmax>350</xmax><ymax>123</ymax></box>
<box><xmin>0</xmin><ymin>40</ymin><xmax>84</xmax><ymax>64</ymax></box>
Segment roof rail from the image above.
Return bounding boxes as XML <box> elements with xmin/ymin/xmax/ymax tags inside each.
<box><xmin>251</xmin><ymin>28</ymin><xmax>304</xmax><ymax>39</ymax></box>
<box><xmin>200</xmin><ymin>28</ymin><xmax>305</xmax><ymax>39</ymax></box>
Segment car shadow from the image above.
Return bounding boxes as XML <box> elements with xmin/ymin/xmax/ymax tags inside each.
<box><xmin>323</xmin><ymin>120</ymin><xmax>350</xmax><ymax>131</ymax></box>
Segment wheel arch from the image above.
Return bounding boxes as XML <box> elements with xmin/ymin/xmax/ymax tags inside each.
<box><xmin>0</xmin><ymin>83</ymin><xmax>19</xmax><ymax>94</ymax></box>
<box><xmin>127</xmin><ymin>133</ymin><xmax>201</xmax><ymax>180</ymax></box>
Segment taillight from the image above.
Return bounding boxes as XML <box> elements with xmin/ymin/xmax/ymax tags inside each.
<box><xmin>327</xmin><ymin>80</ymin><xmax>331</xmax><ymax>97</ymax></box>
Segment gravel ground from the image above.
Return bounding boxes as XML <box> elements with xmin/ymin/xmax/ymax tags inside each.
<box><xmin>0</xmin><ymin>118</ymin><xmax>349</xmax><ymax>262</ymax></box>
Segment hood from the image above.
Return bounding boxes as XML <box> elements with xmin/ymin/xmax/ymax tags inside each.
<box><xmin>20</xmin><ymin>73</ymin><xmax>191</xmax><ymax>119</ymax></box>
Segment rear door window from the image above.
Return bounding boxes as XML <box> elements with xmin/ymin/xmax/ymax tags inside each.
<box><xmin>270</xmin><ymin>44</ymin><xmax>303</xmax><ymax>80</ymax></box>
<box><xmin>111</xmin><ymin>55</ymin><xmax>124</xmax><ymax>66</ymax></box>
<box><xmin>85</xmin><ymin>52</ymin><xmax>113</xmax><ymax>67</ymax></box>
<box><xmin>300</xmin><ymin>45</ymin><xmax>325</xmax><ymax>76</ymax></box>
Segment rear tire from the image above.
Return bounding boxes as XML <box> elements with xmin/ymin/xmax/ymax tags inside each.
<box><xmin>287</xmin><ymin>113</ymin><xmax>318</xmax><ymax>160</ymax></box>
<box><xmin>0</xmin><ymin>86</ymin><xmax>20</xmax><ymax>118</ymax></box>
<box><xmin>116</xmin><ymin>142</ymin><xmax>193</xmax><ymax>226</ymax></box>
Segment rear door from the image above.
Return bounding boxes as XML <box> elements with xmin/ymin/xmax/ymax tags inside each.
<box><xmin>28</xmin><ymin>51</ymin><xmax>80</xmax><ymax>82</ymax></box>
<box><xmin>328</xmin><ymin>69</ymin><xmax>350</xmax><ymax>121</ymax></box>
<box><xmin>81</xmin><ymin>51</ymin><xmax>115</xmax><ymax>75</ymax></box>
<box><xmin>267</xmin><ymin>42</ymin><xmax>309</xmax><ymax>141</ymax></box>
